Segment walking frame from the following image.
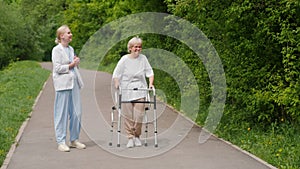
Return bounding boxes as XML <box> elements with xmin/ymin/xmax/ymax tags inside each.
<box><xmin>109</xmin><ymin>87</ymin><xmax>158</xmax><ymax>147</ymax></box>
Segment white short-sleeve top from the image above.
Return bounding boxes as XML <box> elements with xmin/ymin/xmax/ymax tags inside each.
<box><xmin>112</xmin><ymin>54</ymin><xmax>154</xmax><ymax>101</ymax></box>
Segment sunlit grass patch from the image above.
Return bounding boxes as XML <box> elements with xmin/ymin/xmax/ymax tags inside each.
<box><xmin>0</xmin><ymin>61</ymin><xmax>50</xmax><ymax>166</ymax></box>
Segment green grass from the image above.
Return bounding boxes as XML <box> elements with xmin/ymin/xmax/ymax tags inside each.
<box><xmin>216</xmin><ymin>121</ymin><xmax>300</xmax><ymax>169</ymax></box>
<box><xmin>0</xmin><ymin>61</ymin><xmax>50</xmax><ymax>166</ymax></box>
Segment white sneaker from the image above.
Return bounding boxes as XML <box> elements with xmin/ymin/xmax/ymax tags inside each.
<box><xmin>70</xmin><ymin>140</ymin><xmax>86</xmax><ymax>149</ymax></box>
<box><xmin>134</xmin><ymin>137</ymin><xmax>142</xmax><ymax>147</ymax></box>
<box><xmin>58</xmin><ymin>143</ymin><xmax>70</xmax><ymax>152</ymax></box>
<box><xmin>126</xmin><ymin>139</ymin><xmax>134</xmax><ymax>148</ymax></box>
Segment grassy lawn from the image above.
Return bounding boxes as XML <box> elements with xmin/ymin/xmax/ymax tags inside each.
<box><xmin>0</xmin><ymin>61</ymin><xmax>50</xmax><ymax>166</ymax></box>
<box><xmin>216</xmin><ymin>121</ymin><xmax>300</xmax><ymax>169</ymax></box>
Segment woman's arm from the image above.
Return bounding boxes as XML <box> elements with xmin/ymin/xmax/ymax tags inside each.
<box><xmin>148</xmin><ymin>75</ymin><xmax>154</xmax><ymax>88</ymax></box>
<box><xmin>113</xmin><ymin>78</ymin><xmax>120</xmax><ymax>89</ymax></box>
<box><xmin>112</xmin><ymin>57</ymin><xmax>126</xmax><ymax>89</ymax></box>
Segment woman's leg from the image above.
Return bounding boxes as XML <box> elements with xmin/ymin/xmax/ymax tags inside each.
<box><xmin>133</xmin><ymin>98</ymin><xmax>145</xmax><ymax>137</ymax></box>
<box><xmin>123</xmin><ymin>103</ymin><xmax>134</xmax><ymax>139</ymax></box>
<box><xmin>69</xmin><ymin>79</ymin><xmax>82</xmax><ymax>142</ymax></box>
<box><xmin>54</xmin><ymin>90</ymin><xmax>71</xmax><ymax>144</ymax></box>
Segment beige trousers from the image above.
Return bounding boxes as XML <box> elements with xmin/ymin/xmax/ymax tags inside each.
<box><xmin>123</xmin><ymin>98</ymin><xmax>145</xmax><ymax>139</ymax></box>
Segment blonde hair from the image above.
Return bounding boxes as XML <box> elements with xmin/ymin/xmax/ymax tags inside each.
<box><xmin>55</xmin><ymin>25</ymin><xmax>69</xmax><ymax>44</ymax></box>
<box><xmin>127</xmin><ymin>36</ymin><xmax>142</xmax><ymax>52</ymax></box>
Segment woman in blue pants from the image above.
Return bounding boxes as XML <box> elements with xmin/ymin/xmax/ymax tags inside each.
<box><xmin>52</xmin><ymin>25</ymin><xmax>86</xmax><ymax>152</ymax></box>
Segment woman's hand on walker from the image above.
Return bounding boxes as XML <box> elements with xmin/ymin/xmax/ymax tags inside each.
<box><xmin>149</xmin><ymin>84</ymin><xmax>154</xmax><ymax>89</ymax></box>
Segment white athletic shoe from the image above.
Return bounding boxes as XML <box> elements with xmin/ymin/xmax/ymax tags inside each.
<box><xmin>126</xmin><ymin>139</ymin><xmax>134</xmax><ymax>148</ymax></box>
<box><xmin>58</xmin><ymin>143</ymin><xmax>70</xmax><ymax>152</ymax></box>
<box><xmin>70</xmin><ymin>140</ymin><xmax>86</xmax><ymax>149</ymax></box>
<box><xmin>134</xmin><ymin>137</ymin><xmax>142</xmax><ymax>147</ymax></box>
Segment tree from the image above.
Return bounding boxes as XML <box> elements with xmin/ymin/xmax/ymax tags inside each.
<box><xmin>19</xmin><ymin>0</ymin><xmax>66</xmax><ymax>61</ymax></box>
<box><xmin>0</xmin><ymin>1</ymin><xmax>36</xmax><ymax>69</ymax></box>
<box><xmin>164</xmin><ymin>0</ymin><xmax>300</xmax><ymax>125</ymax></box>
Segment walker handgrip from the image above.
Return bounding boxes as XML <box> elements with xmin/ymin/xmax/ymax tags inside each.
<box><xmin>128</xmin><ymin>88</ymin><xmax>154</xmax><ymax>91</ymax></box>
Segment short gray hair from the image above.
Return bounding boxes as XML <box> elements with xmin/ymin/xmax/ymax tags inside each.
<box><xmin>127</xmin><ymin>36</ymin><xmax>142</xmax><ymax>52</ymax></box>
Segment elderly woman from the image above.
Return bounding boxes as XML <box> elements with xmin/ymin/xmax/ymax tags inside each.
<box><xmin>52</xmin><ymin>25</ymin><xmax>85</xmax><ymax>152</ymax></box>
<box><xmin>112</xmin><ymin>37</ymin><xmax>154</xmax><ymax>148</ymax></box>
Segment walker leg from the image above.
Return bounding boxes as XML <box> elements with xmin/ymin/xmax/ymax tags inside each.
<box><xmin>144</xmin><ymin>107</ymin><xmax>149</xmax><ymax>146</ymax></box>
<box><xmin>117</xmin><ymin>108</ymin><xmax>121</xmax><ymax>147</ymax></box>
<box><xmin>153</xmin><ymin>94</ymin><xmax>158</xmax><ymax>147</ymax></box>
<box><xmin>109</xmin><ymin>106</ymin><xmax>116</xmax><ymax>146</ymax></box>
<box><xmin>117</xmin><ymin>93</ymin><xmax>122</xmax><ymax>147</ymax></box>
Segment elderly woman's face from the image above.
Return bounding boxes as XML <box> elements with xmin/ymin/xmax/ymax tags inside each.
<box><xmin>130</xmin><ymin>43</ymin><xmax>142</xmax><ymax>54</ymax></box>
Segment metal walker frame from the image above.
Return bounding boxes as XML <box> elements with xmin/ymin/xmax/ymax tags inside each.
<box><xmin>109</xmin><ymin>87</ymin><xmax>158</xmax><ymax>147</ymax></box>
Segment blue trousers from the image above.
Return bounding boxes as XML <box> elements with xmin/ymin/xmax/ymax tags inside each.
<box><xmin>54</xmin><ymin>79</ymin><xmax>82</xmax><ymax>144</ymax></box>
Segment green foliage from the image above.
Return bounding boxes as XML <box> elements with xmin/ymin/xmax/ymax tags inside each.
<box><xmin>19</xmin><ymin>0</ymin><xmax>66</xmax><ymax>61</ymax></box>
<box><xmin>164</xmin><ymin>0</ymin><xmax>300</xmax><ymax>168</ymax></box>
<box><xmin>165</xmin><ymin>0</ymin><xmax>300</xmax><ymax>124</ymax></box>
<box><xmin>0</xmin><ymin>1</ymin><xmax>37</xmax><ymax>69</ymax></box>
<box><xmin>0</xmin><ymin>61</ymin><xmax>50</xmax><ymax>166</ymax></box>
<box><xmin>62</xmin><ymin>0</ymin><xmax>168</xmax><ymax>55</ymax></box>
<box><xmin>0</xmin><ymin>0</ymin><xmax>63</xmax><ymax>68</ymax></box>
<box><xmin>0</xmin><ymin>0</ymin><xmax>168</xmax><ymax>65</ymax></box>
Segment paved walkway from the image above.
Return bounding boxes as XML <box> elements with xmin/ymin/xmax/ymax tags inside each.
<box><xmin>1</xmin><ymin>62</ymin><xmax>277</xmax><ymax>169</ymax></box>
